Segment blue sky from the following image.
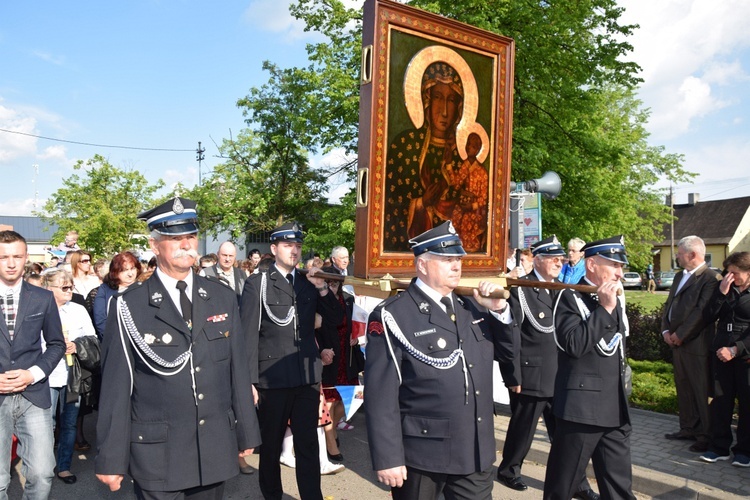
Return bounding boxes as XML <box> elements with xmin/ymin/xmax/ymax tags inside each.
<box><xmin>1</xmin><ymin>0</ymin><xmax>748</xmax><ymax>217</ymax></box>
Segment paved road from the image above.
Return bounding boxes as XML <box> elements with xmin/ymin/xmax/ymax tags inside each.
<box><xmin>10</xmin><ymin>405</ymin><xmax>748</xmax><ymax>499</ymax></box>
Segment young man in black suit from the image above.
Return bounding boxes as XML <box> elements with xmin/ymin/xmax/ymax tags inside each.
<box><xmin>0</xmin><ymin>230</ymin><xmax>66</xmax><ymax>498</ymax></box>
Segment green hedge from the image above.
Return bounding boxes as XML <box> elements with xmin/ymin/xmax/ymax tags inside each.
<box><xmin>626</xmin><ymin>302</ymin><xmax>673</xmax><ymax>363</ymax></box>
<box><xmin>628</xmin><ymin>359</ymin><xmax>678</xmax><ymax>414</ymax></box>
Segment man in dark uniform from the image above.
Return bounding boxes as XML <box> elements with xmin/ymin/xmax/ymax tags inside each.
<box><xmin>364</xmin><ymin>220</ymin><xmax>509</xmax><ymax>500</ymax></box>
<box><xmin>95</xmin><ymin>197</ymin><xmax>261</xmax><ymax>500</ymax></box>
<box><xmin>544</xmin><ymin>236</ymin><xmax>635</xmax><ymax>500</ymax></box>
<box><xmin>497</xmin><ymin>236</ymin><xmax>598</xmax><ymax>499</ymax></box>
<box><xmin>240</xmin><ymin>222</ymin><xmax>342</xmax><ymax>500</ymax></box>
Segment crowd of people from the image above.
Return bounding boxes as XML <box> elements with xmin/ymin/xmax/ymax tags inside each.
<box><xmin>2</xmin><ymin>204</ymin><xmax>749</xmax><ymax>500</ymax></box>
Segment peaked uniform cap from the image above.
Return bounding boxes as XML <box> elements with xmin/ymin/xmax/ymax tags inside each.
<box><xmin>138</xmin><ymin>197</ymin><xmax>199</xmax><ymax>235</ymax></box>
<box><xmin>582</xmin><ymin>235</ymin><xmax>629</xmax><ymax>265</ymax></box>
<box><xmin>270</xmin><ymin>222</ymin><xmax>304</xmax><ymax>243</ymax></box>
<box><xmin>409</xmin><ymin>220</ymin><xmax>466</xmax><ymax>256</ymax></box>
<box><xmin>532</xmin><ymin>235</ymin><xmax>565</xmax><ymax>257</ymax></box>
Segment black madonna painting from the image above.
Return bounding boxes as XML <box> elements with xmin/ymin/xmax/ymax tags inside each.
<box><xmin>355</xmin><ymin>0</ymin><xmax>514</xmax><ymax>278</ymax></box>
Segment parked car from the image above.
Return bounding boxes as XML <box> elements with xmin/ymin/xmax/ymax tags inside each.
<box><xmin>655</xmin><ymin>271</ymin><xmax>676</xmax><ymax>290</ymax></box>
<box><xmin>621</xmin><ymin>272</ymin><xmax>643</xmax><ymax>290</ymax></box>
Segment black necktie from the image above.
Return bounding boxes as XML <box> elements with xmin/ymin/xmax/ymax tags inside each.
<box><xmin>176</xmin><ymin>280</ymin><xmax>192</xmax><ymax>327</ymax></box>
<box><xmin>286</xmin><ymin>273</ymin><xmax>294</xmax><ymax>287</ymax></box>
<box><xmin>440</xmin><ymin>296</ymin><xmax>456</xmax><ymax>323</ymax></box>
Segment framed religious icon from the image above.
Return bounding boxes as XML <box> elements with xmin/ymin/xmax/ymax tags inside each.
<box><xmin>355</xmin><ymin>0</ymin><xmax>515</xmax><ymax>278</ymax></box>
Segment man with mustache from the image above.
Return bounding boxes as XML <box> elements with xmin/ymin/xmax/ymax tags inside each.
<box><xmin>96</xmin><ymin>197</ymin><xmax>261</xmax><ymax>500</ymax></box>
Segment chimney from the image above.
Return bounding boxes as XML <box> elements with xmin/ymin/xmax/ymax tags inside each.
<box><xmin>687</xmin><ymin>193</ymin><xmax>700</xmax><ymax>206</ymax></box>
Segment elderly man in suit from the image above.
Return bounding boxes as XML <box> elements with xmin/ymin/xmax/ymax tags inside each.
<box><xmin>95</xmin><ymin>198</ymin><xmax>261</xmax><ymax>500</ymax></box>
<box><xmin>661</xmin><ymin>235</ymin><xmax>720</xmax><ymax>452</ymax></box>
<box><xmin>364</xmin><ymin>220</ymin><xmax>509</xmax><ymax>500</ymax></box>
<box><xmin>202</xmin><ymin>241</ymin><xmax>246</xmax><ymax>301</ymax></box>
<box><xmin>544</xmin><ymin>236</ymin><xmax>634</xmax><ymax>500</ymax></box>
<box><xmin>0</xmin><ymin>230</ymin><xmax>66</xmax><ymax>500</ymax></box>
<box><xmin>497</xmin><ymin>236</ymin><xmax>598</xmax><ymax>499</ymax></box>
<box><xmin>241</xmin><ymin>221</ymin><xmax>342</xmax><ymax>500</ymax></box>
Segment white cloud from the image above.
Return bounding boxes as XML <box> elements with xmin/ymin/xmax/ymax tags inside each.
<box><xmin>0</xmin><ymin>198</ymin><xmax>40</xmax><ymax>216</ymax></box>
<box><xmin>618</xmin><ymin>0</ymin><xmax>750</xmax><ymax>139</ymax></box>
<box><xmin>242</xmin><ymin>0</ymin><xmax>310</xmax><ymax>42</ymax></box>
<box><xmin>163</xmin><ymin>166</ymin><xmax>199</xmax><ymax>192</ymax></box>
<box><xmin>38</xmin><ymin>144</ymin><xmax>68</xmax><ymax>162</ymax></box>
<box><xmin>32</xmin><ymin>50</ymin><xmax>65</xmax><ymax>66</ymax></box>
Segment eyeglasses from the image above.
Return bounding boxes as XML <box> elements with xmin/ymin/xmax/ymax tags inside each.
<box><xmin>50</xmin><ymin>285</ymin><xmax>74</xmax><ymax>292</ymax></box>
<box><xmin>80</xmin><ymin>259</ymin><xmax>91</xmax><ymax>263</ymax></box>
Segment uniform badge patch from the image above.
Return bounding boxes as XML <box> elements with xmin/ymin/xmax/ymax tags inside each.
<box><xmin>369</xmin><ymin>321</ymin><xmax>384</xmax><ymax>336</ymax></box>
<box><xmin>437</xmin><ymin>338</ymin><xmax>447</xmax><ymax>349</ymax></box>
<box><xmin>198</xmin><ymin>287</ymin><xmax>208</xmax><ymax>299</ymax></box>
<box><xmin>413</xmin><ymin>328</ymin><xmax>436</xmax><ymax>337</ymax></box>
<box><xmin>173</xmin><ymin>197</ymin><xmax>184</xmax><ymax>214</ymax></box>
<box><xmin>144</xmin><ymin>333</ymin><xmax>156</xmax><ymax>344</ymax></box>
<box><xmin>419</xmin><ymin>302</ymin><xmax>430</xmax><ymax>313</ymax></box>
<box><xmin>151</xmin><ymin>292</ymin><xmax>163</xmax><ymax>304</ymax></box>
<box><xmin>207</xmin><ymin>313</ymin><xmax>228</xmax><ymax>323</ymax></box>
<box><xmin>162</xmin><ymin>333</ymin><xmax>173</xmax><ymax>344</ymax></box>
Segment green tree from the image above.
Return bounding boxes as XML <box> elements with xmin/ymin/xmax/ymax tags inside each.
<box><xmin>284</xmin><ymin>0</ymin><xmax>693</xmax><ymax>268</ymax></box>
<box><xmin>36</xmin><ymin>154</ymin><xmax>163</xmax><ymax>256</ymax></box>
<box><xmin>189</xmin><ymin>128</ymin><xmax>328</xmax><ymax>251</ymax></box>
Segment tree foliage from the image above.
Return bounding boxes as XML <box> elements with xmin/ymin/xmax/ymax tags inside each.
<box><xmin>36</xmin><ymin>154</ymin><xmax>163</xmax><ymax>257</ymax></box>
<box><xmin>279</xmin><ymin>0</ymin><xmax>694</xmax><ymax>269</ymax></box>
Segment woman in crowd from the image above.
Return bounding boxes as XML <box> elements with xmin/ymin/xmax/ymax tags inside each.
<box><xmin>70</xmin><ymin>251</ymin><xmax>100</xmax><ymax>299</ymax></box>
<box><xmin>700</xmin><ymin>252</ymin><xmax>750</xmax><ymax>466</ymax></box>
<box><xmin>317</xmin><ymin>266</ymin><xmax>365</xmax><ymax>461</ymax></box>
<box><xmin>42</xmin><ymin>268</ymin><xmax>97</xmax><ymax>484</ymax></box>
<box><xmin>93</xmin><ymin>251</ymin><xmax>141</xmax><ymax>337</ymax></box>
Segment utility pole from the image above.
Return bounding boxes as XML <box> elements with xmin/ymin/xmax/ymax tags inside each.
<box><xmin>32</xmin><ymin>164</ymin><xmax>39</xmax><ymax>209</ymax></box>
<box><xmin>670</xmin><ymin>184</ymin><xmax>675</xmax><ymax>270</ymax></box>
<box><xmin>196</xmin><ymin>141</ymin><xmax>207</xmax><ymax>256</ymax></box>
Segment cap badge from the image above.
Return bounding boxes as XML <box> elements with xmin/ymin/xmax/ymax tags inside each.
<box><xmin>437</xmin><ymin>338</ymin><xmax>447</xmax><ymax>349</ymax></box>
<box><xmin>162</xmin><ymin>333</ymin><xmax>173</xmax><ymax>344</ymax></box>
<box><xmin>447</xmin><ymin>221</ymin><xmax>457</xmax><ymax>234</ymax></box>
<box><xmin>173</xmin><ymin>198</ymin><xmax>184</xmax><ymax>214</ymax></box>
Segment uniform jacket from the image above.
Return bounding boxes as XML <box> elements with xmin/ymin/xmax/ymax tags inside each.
<box><xmin>499</xmin><ymin>274</ymin><xmax>558</xmax><ymax>398</ymax></box>
<box><xmin>363</xmin><ymin>282</ymin><xmax>503</xmax><ymax>475</ymax></box>
<box><xmin>240</xmin><ymin>265</ymin><xmax>342</xmax><ymax>388</ymax></box>
<box><xmin>661</xmin><ymin>265</ymin><xmax>720</xmax><ymax>356</ymax></box>
<box><xmin>552</xmin><ymin>283</ymin><xmax>630</xmax><ymax>428</ymax></box>
<box><xmin>0</xmin><ymin>281</ymin><xmax>65</xmax><ymax>409</ymax></box>
<box><xmin>203</xmin><ymin>264</ymin><xmax>246</xmax><ymax>302</ymax></box>
<box><xmin>95</xmin><ymin>272</ymin><xmax>261</xmax><ymax>492</ymax></box>
<box><xmin>704</xmin><ymin>284</ymin><xmax>750</xmax><ymax>355</ymax></box>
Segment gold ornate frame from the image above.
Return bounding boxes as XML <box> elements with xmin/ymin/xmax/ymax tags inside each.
<box><xmin>355</xmin><ymin>0</ymin><xmax>515</xmax><ymax>278</ymax></box>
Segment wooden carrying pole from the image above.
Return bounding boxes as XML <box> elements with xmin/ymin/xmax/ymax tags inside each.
<box><xmin>297</xmin><ymin>269</ymin><xmax>617</xmax><ymax>299</ymax></box>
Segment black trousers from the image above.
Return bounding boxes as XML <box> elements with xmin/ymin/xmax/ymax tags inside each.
<box><xmin>257</xmin><ymin>384</ymin><xmax>322</xmax><ymax>500</ymax></box>
<box><xmin>543</xmin><ymin>419</ymin><xmax>634</xmax><ymax>500</ymax></box>
<box><xmin>708</xmin><ymin>357</ymin><xmax>750</xmax><ymax>456</ymax></box>
<box><xmin>497</xmin><ymin>393</ymin><xmax>556</xmax><ymax>479</ymax></box>
<box><xmin>391</xmin><ymin>466</ymin><xmax>493</xmax><ymax>500</ymax></box>
<box><xmin>134</xmin><ymin>481</ymin><xmax>224</xmax><ymax>500</ymax></box>
<box><xmin>499</xmin><ymin>393</ymin><xmax>590</xmax><ymax>492</ymax></box>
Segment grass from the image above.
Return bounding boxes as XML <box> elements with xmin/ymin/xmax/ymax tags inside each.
<box><xmin>625</xmin><ymin>290</ymin><xmax>668</xmax><ymax>312</ymax></box>
<box><xmin>628</xmin><ymin>358</ymin><xmax>678</xmax><ymax>414</ymax></box>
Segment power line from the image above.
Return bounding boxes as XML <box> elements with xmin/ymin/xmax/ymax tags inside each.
<box><xmin>0</xmin><ymin>127</ymin><xmax>194</xmax><ymax>152</ymax></box>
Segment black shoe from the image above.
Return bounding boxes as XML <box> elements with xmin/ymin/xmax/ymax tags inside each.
<box><xmin>689</xmin><ymin>441</ymin><xmax>709</xmax><ymax>453</ymax></box>
<box><xmin>664</xmin><ymin>431</ymin><xmax>696</xmax><ymax>441</ymax></box>
<box><xmin>497</xmin><ymin>475</ymin><xmax>528</xmax><ymax>491</ymax></box>
<box><xmin>57</xmin><ymin>473</ymin><xmax>77</xmax><ymax>484</ymax></box>
<box><xmin>327</xmin><ymin>452</ymin><xmax>344</xmax><ymax>462</ymax></box>
<box><xmin>573</xmin><ymin>489</ymin><xmax>600</xmax><ymax>500</ymax></box>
